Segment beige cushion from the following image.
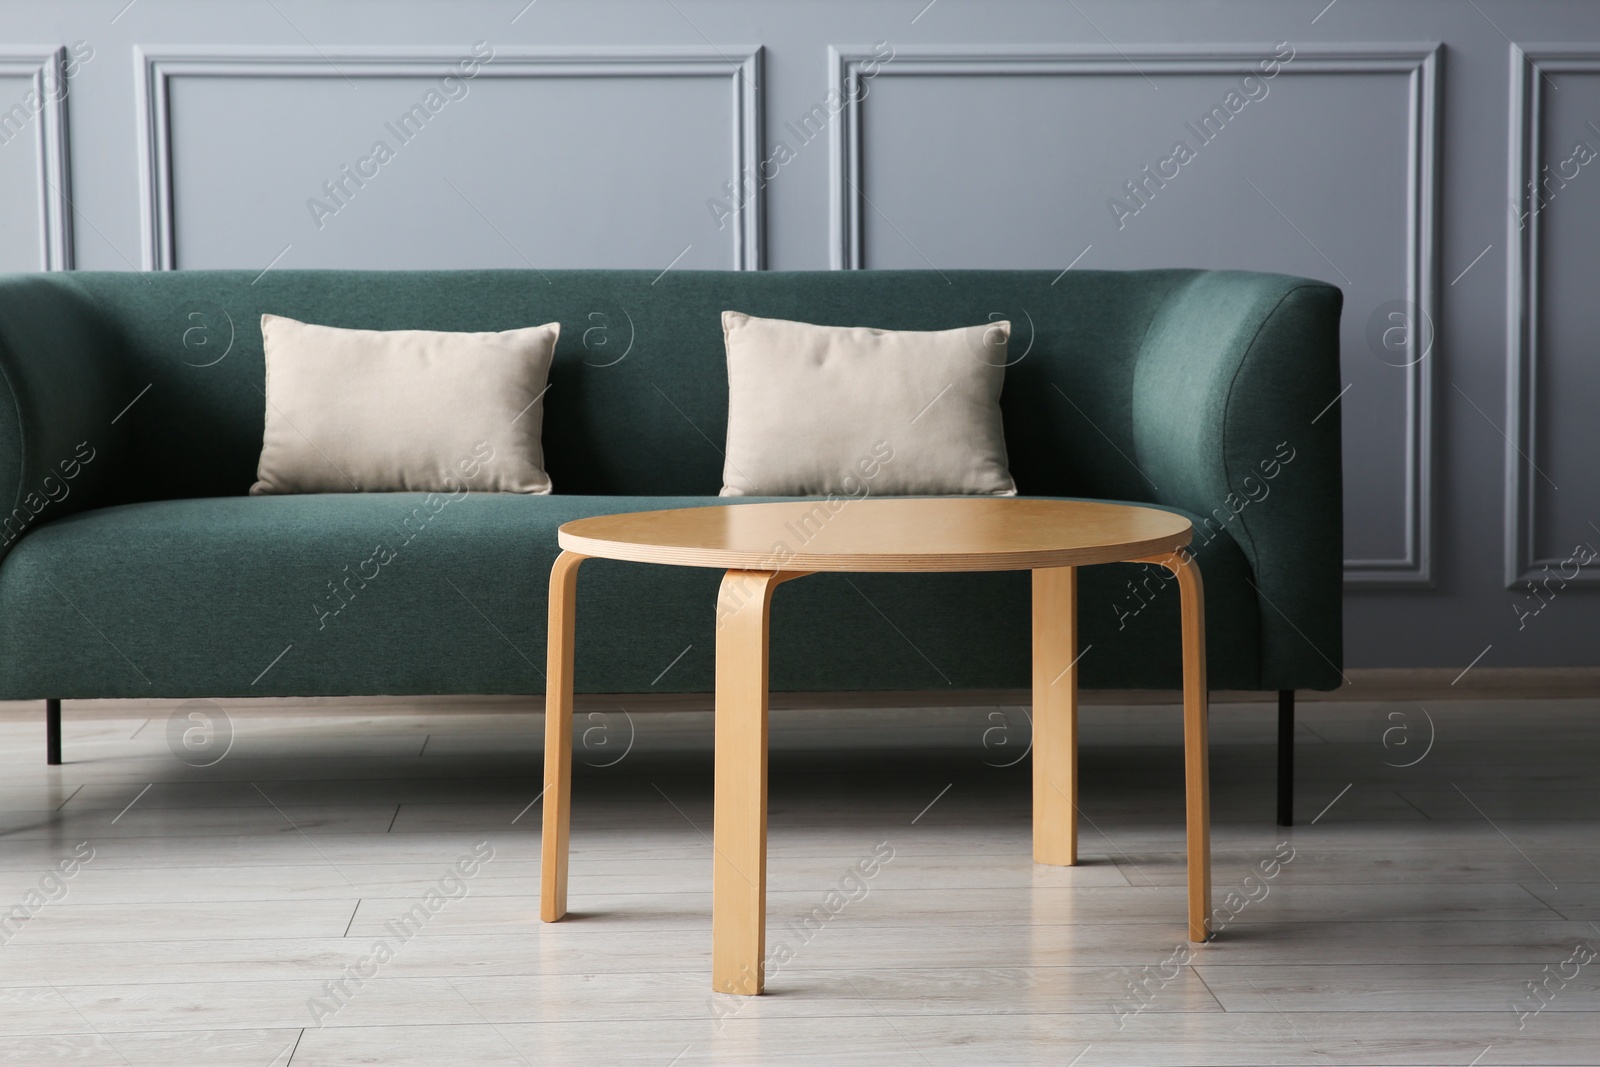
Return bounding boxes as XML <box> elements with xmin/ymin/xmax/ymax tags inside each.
<box><xmin>251</xmin><ymin>314</ymin><xmax>559</xmax><ymax>495</ymax></box>
<box><xmin>720</xmin><ymin>311</ymin><xmax>1016</xmax><ymax>497</ymax></box>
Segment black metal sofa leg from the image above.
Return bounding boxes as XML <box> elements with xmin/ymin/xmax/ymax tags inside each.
<box><xmin>46</xmin><ymin>698</ymin><xmax>61</xmax><ymax>765</ymax></box>
<box><xmin>1276</xmin><ymin>690</ymin><xmax>1294</xmax><ymax>826</ymax></box>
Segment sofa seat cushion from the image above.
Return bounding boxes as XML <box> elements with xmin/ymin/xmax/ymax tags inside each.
<box><xmin>0</xmin><ymin>494</ymin><xmax>1260</xmax><ymax>699</ymax></box>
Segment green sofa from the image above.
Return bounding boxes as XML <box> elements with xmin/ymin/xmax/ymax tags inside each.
<box><xmin>0</xmin><ymin>268</ymin><xmax>1342</xmax><ymax>822</ymax></box>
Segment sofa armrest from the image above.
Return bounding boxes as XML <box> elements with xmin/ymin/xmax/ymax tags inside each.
<box><xmin>1131</xmin><ymin>272</ymin><xmax>1344</xmax><ymax>690</ymax></box>
<box><xmin>0</xmin><ymin>275</ymin><xmax>127</xmax><ymax>556</ymax></box>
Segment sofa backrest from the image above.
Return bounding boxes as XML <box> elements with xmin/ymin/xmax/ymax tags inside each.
<box><xmin>0</xmin><ymin>268</ymin><xmax>1341</xmax><ymax>510</ymax></box>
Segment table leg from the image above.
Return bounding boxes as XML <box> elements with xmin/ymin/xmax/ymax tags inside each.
<box><xmin>713</xmin><ymin>568</ymin><xmax>804</xmax><ymax>996</ymax></box>
<box><xmin>1031</xmin><ymin>566</ymin><xmax>1079</xmax><ymax>866</ymax></box>
<box><xmin>1134</xmin><ymin>550</ymin><xmax>1211</xmax><ymax>941</ymax></box>
<box><xmin>540</xmin><ymin>551</ymin><xmax>586</xmax><ymax>923</ymax></box>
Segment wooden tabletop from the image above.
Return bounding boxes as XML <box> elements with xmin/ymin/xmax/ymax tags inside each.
<box><xmin>557</xmin><ymin>498</ymin><xmax>1192</xmax><ymax>573</ymax></box>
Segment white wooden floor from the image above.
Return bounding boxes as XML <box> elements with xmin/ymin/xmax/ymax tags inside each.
<box><xmin>0</xmin><ymin>695</ymin><xmax>1595</xmax><ymax>1065</ymax></box>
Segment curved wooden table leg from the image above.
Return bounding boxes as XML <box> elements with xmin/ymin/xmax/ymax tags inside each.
<box><xmin>1032</xmin><ymin>566</ymin><xmax>1079</xmax><ymax>866</ymax></box>
<box><xmin>713</xmin><ymin>568</ymin><xmax>807</xmax><ymax>996</ymax></box>
<box><xmin>541</xmin><ymin>550</ymin><xmax>587</xmax><ymax>923</ymax></box>
<box><xmin>1133</xmin><ymin>550</ymin><xmax>1212</xmax><ymax>942</ymax></box>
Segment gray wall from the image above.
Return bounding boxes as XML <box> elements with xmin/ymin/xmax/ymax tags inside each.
<box><xmin>1</xmin><ymin>0</ymin><xmax>1595</xmax><ymax>670</ymax></box>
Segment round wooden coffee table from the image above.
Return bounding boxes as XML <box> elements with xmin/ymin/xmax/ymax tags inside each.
<box><xmin>538</xmin><ymin>498</ymin><xmax>1211</xmax><ymax>995</ymax></box>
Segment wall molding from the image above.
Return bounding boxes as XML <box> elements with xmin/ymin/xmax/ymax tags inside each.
<box><xmin>0</xmin><ymin>47</ymin><xmax>73</xmax><ymax>270</ymax></box>
<box><xmin>828</xmin><ymin>44</ymin><xmax>1441</xmax><ymax>586</ymax></box>
<box><xmin>134</xmin><ymin>45</ymin><xmax>763</xmax><ymax>272</ymax></box>
<box><xmin>1506</xmin><ymin>44</ymin><xmax>1600</xmax><ymax>588</ymax></box>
